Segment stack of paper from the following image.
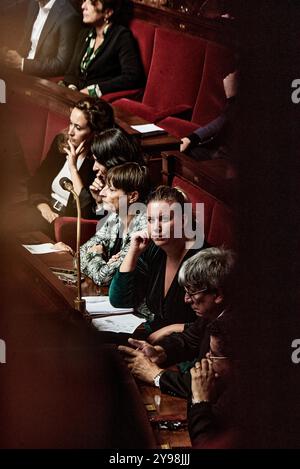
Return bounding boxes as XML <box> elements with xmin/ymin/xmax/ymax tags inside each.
<box><xmin>83</xmin><ymin>296</ymin><xmax>134</xmax><ymax>316</ymax></box>
<box><xmin>83</xmin><ymin>296</ymin><xmax>145</xmax><ymax>333</ymax></box>
<box><xmin>92</xmin><ymin>314</ymin><xmax>146</xmax><ymax>334</ymax></box>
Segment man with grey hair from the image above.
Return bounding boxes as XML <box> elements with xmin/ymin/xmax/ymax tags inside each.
<box><xmin>119</xmin><ymin>247</ymin><xmax>235</xmax><ymax>398</ymax></box>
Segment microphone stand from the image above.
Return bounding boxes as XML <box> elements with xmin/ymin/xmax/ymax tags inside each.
<box><xmin>70</xmin><ymin>188</ymin><xmax>86</xmax><ymax>315</ymax></box>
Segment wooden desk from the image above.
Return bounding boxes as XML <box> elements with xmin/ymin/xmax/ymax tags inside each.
<box><xmin>1</xmin><ymin>234</ymin><xmax>157</xmax><ymax>449</ymax></box>
<box><xmin>3</xmin><ymin>68</ymin><xmax>180</xmax><ymax>154</ymax></box>
<box><xmin>139</xmin><ymin>384</ymin><xmax>191</xmax><ymax>449</ymax></box>
<box><xmin>113</xmin><ymin>105</ymin><xmax>180</xmax><ymax>153</ymax></box>
<box><xmin>12</xmin><ymin>231</ymin><xmax>191</xmax><ymax>448</ymax></box>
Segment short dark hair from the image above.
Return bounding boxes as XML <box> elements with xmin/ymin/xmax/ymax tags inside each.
<box><xmin>106</xmin><ymin>162</ymin><xmax>150</xmax><ymax>202</ymax></box>
<box><xmin>74</xmin><ymin>98</ymin><xmax>114</xmax><ymax>132</ymax></box>
<box><xmin>91</xmin><ymin>128</ymin><xmax>144</xmax><ymax>168</ymax></box>
<box><xmin>208</xmin><ymin>313</ymin><xmax>233</xmax><ymax>358</ymax></box>
<box><xmin>84</xmin><ymin>0</ymin><xmax>124</xmax><ymax>23</ymax></box>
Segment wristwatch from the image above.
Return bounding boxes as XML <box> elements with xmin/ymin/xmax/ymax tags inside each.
<box><xmin>153</xmin><ymin>371</ymin><xmax>164</xmax><ymax>388</ymax></box>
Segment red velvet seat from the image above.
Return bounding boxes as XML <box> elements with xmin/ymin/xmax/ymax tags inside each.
<box><xmin>171</xmin><ymin>176</ymin><xmax>235</xmax><ymax>248</ymax></box>
<box><xmin>171</xmin><ymin>175</ymin><xmax>217</xmax><ymax>239</ymax></box>
<box><xmin>207</xmin><ymin>201</ymin><xmax>235</xmax><ymax>249</ymax></box>
<box><xmin>113</xmin><ymin>27</ymin><xmax>206</xmax><ymax>122</ymax></box>
<box><xmin>9</xmin><ymin>96</ymin><xmax>48</xmax><ymax>175</ymax></box>
<box><xmin>8</xmin><ymin>95</ymin><xmax>69</xmax><ymax>175</ymax></box>
<box><xmin>102</xmin><ymin>19</ymin><xmax>156</xmax><ymax>103</ymax></box>
<box><xmin>42</xmin><ymin>111</ymin><xmax>69</xmax><ymax>160</ymax></box>
<box><xmin>157</xmin><ymin>41</ymin><xmax>235</xmax><ymax>137</ymax></box>
<box><xmin>54</xmin><ymin>217</ymin><xmax>98</xmax><ymax>251</ymax></box>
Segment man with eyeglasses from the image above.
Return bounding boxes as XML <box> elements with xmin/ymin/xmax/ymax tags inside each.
<box><xmin>188</xmin><ymin>314</ymin><xmax>238</xmax><ymax>448</ymax></box>
<box><xmin>118</xmin><ymin>247</ymin><xmax>235</xmax><ymax>399</ymax></box>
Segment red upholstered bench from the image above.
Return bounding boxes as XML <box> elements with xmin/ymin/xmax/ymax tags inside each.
<box><xmin>172</xmin><ymin>175</ymin><xmax>215</xmax><ymax>239</ymax></box>
<box><xmin>8</xmin><ymin>94</ymin><xmax>69</xmax><ymax>175</ymax></box>
<box><xmin>207</xmin><ymin>201</ymin><xmax>236</xmax><ymax>249</ymax></box>
<box><xmin>157</xmin><ymin>41</ymin><xmax>235</xmax><ymax>137</ymax></box>
<box><xmin>171</xmin><ymin>175</ymin><xmax>235</xmax><ymax>249</ymax></box>
<box><xmin>54</xmin><ymin>217</ymin><xmax>98</xmax><ymax>252</ymax></box>
<box><xmin>113</xmin><ymin>27</ymin><xmax>207</xmax><ymax>122</ymax></box>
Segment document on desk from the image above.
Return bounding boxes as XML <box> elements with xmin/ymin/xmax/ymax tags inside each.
<box><xmin>22</xmin><ymin>243</ymin><xmax>65</xmax><ymax>254</ymax></box>
<box><xmin>83</xmin><ymin>296</ymin><xmax>134</xmax><ymax>315</ymax></box>
<box><xmin>130</xmin><ymin>123</ymin><xmax>166</xmax><ymax>137</ymax></box>
<box><xmin>92</xmin><ymin>314</ymin><xmax>146</xmax><ymax>333</ymax></box>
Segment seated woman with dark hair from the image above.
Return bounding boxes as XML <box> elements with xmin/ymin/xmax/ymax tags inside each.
<box><xmin>5</xmin><ymin>98</ymin><xmax>114</xmax><ymax>235</ymax></box>
<box><xmin>88</xmin><ymin>128</ymin><xmax>145</xmax><ymax>212</ymax></box>
<box><xmin>56</xmin><ymin>162</ymin><xmax>150</xmax><ymax>287</ymax></box>
<box><xmin>60</xmin><ymin>0</ymin><xmax>143</xmax><ymax>97</ymax></box>
<box><xmin>110</xmin><ymin>185</ymin><xmax>208</xmax><ymax>331</ymax></box>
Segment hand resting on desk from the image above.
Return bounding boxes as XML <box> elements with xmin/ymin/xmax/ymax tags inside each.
<box><xmin>53</xmin><ymin>241</ymin><xmax>74</xmax><ymax>256</ymax></box>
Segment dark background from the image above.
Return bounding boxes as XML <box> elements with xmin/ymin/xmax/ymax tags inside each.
<box><xmin>0</xmin><ymin>0</ymin><xmax>300</xmax><ymax>455</ymax></box>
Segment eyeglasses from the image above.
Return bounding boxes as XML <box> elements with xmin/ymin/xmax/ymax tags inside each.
<box><xmin>184</xmin><ymin>287</ymin><xmax>208</xmax><ymax>299</ymax></box>
<box><xmin>207</xmin><ymin>350</ymin><xmax>229</xmax><ymax>361</ymax></box>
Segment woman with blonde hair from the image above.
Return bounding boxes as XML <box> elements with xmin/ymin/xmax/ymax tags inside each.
<box><xmin>110</xmin><ymin>185</ymin><xmax>208</xmax><ymax>332</ymax></box>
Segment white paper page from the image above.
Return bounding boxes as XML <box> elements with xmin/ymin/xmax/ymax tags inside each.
<box><xmin>131</xmin><ymin>123</ymin><xmax>164</xmax><ymax>133</ymax></box>
<box><xmin>22</xmin><ymin>243</ymin><xmax>65</xmax><ymax>254</ymax></box>
<box><xmin>83</xmin><ymin>296</ymin><xmax>133</xmax><ymax>315</ymax></box>
<box><xmin>92</xmin><ymin>314</ymin><xmax>146</xmax><ymax>333</ymax></box>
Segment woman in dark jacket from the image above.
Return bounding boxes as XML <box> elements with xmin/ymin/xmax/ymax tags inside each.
<box><xmin>6</xmin><ymin>98</ymin><xmax>114</xmax><ymax>236</ymax></box>
<box><xmin>61</xmin><ymin>0</ymin><xmax>143</xmax><ymax>97</ymax></box>
<box><xmin>110</xmin><ymin>185</ymin><xmax>208</xmax><ymax>332</ymax></box>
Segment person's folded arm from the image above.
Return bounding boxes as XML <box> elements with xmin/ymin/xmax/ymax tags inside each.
<box><xmin>156</xmin><ymin>318</ymin><xmax>208</xmax><ymax>365</ymax></box>
<box><xmin>109</xmin><ymin>247</ymin><xmax>150</xmax><ymax>308</ymax></box>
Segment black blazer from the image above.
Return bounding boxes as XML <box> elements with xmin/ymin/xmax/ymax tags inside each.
<box><xmin>28</xmin><ymin>135</ymin><xmax>96</xmax><ymax>219</ymax></box>
<box><xmin>63</xmin><ymin>24</ymin><xmax>144</xmax><ymax>95</ymax></box>
<box><xmin>158</xmin><ymin>318</ymin><xmax>211</xmax><ymax>398</ymax></box>
<box><xmin>18</xmin><ymin>0</ymin><xmax>81</xmax><ymax>77</ymax></box>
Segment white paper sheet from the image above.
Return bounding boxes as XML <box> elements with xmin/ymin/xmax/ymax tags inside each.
<box><xmin>22</xmin><ymin>243</ymin><xmax>65</xmax><ymax>254</ymax></box>
<box><xmin>130</xmin><ymin>123</ymin><xmax>165</xmax><ymax>133</ymax></box>
<box><xmin>83</xmin><ymin>296</ymin><xmax>133</xmax><ymax>315</ymax></box>
<box><xmin>92</xmin><ymin>314</ymin><xmax>146</xmax><ymax>333</ymax></box>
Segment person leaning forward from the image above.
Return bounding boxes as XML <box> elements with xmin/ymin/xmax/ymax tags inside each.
<box><xmin>118</xmin><ymin>247</ymin><xmax>235</xmax><ymax>399</ymax></box>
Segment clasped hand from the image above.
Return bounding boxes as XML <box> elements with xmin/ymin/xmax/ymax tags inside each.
<box><xmin>190</xmin><ymin>359</ymin><xmax>218</xmax><ymax>403</ymax></box>
<box><xmin>5</xmin><ymin>50</ymin><xmax>22</xmax><ymax>69</ymax></box>
<box><xmin>118</xmin><ymin>338</ymin><xmax>166</xmax><ymax>384</ymax></box>
<box><xmin>89</xmin><ymin>176</ymin><xmax>105</xmax><ymax>203</ymax></box>
<box><xmin>64</xmin><ymin>140</ymin><xmax>86</xmax><ymax>170</ymax></box>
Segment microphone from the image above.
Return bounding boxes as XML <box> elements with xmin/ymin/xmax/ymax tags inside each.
<box><xmin>59</xmin><ymin>178</ymin><xmax>86</xmax><ymax>314</ymax></box>
<box><xmin>59</xmin><ymin>177</ymin><xmax>74</xmax><ymax>193</ymax></box>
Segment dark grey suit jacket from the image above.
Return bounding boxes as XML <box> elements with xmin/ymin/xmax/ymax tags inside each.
<box><xmin>18</xmin><ymin>0</ymin><xmax>81</xmax><ymax>77</ymax></box>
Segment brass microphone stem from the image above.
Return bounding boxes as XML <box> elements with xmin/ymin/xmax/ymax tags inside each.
<box><xmin>71</xmin><ymin>189</ymin><xmax>86</xmax><ymax>314</ymax></box>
